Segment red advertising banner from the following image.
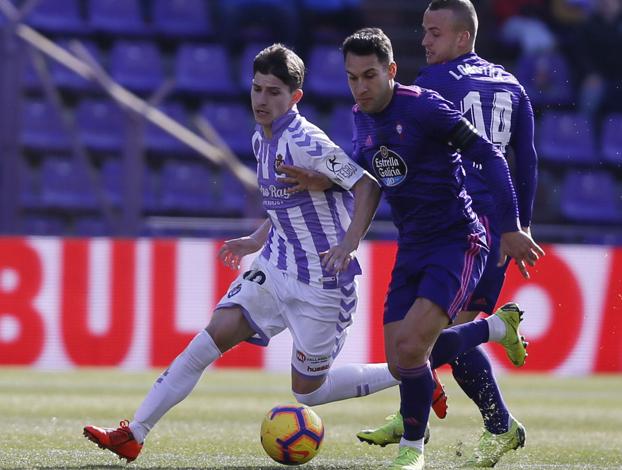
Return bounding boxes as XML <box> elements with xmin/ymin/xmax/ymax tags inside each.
<box><xmin>0</xmin><ymin>237</ymin><xmax>619</xmax><ymax>374</ymax></box>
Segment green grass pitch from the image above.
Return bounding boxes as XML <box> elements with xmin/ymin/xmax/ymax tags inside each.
<box><xmin>1</xmin><ymin>368</ymin><xmax>621</xmax><ymax>469</ymax></box>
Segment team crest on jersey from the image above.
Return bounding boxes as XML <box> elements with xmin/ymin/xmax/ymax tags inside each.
<box><xmin>396</xmin><ymin>123</ymin><xmax>403</xmax><ymax>135</ymax></box>
<box><xmin>274</xmin><ymin>154</ymin><xmax>285</xmax><ymax>174</ymax></box>
<box><xmin>371</xmin><ymin>145</ymin><xmax>407</xmax><ymax>187</ymax></box>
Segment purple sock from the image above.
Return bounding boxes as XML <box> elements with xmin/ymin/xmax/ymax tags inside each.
<box><xmin>429</xmin><ymin>319</ymin><xmax>489</xmax><ymax>369</ymax></box>
<box><xmin>451</xmin><ymin>346</ymin><xmax>510</xmax><ymax>434</ymax></box>
<box><xmin>398</xmin><ymin>363</ymin><xmax>434</xmax><ymax>441</ymax></box>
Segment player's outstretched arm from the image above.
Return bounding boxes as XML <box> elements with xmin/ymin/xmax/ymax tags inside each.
<box><xmin>321</xmin><ymin>173</ymin><xmax>381</xmax><ymax>274</ymax></box>
<box><xmin>277</xmin><ymin>164</ymin><xmax>333</xmax><ymax>193</ymax></box>
<box><xmin>218</xmin><ymin>219</ymin><xmax>271</xmax><ymax>270</ymax></box>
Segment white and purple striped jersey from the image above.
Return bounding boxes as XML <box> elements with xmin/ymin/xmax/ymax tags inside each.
<box><xmin>252</xmin><ymin>106</ymin><xmax>366</xmax><ymax>289</ymax></box>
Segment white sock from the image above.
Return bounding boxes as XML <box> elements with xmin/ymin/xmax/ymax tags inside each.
<box><xmin>485</xmin><ymin>314</ymin><xmax>506</xmax><ymax>342</ymax></box>
<box><xmin>293</xmin><ymin>363</ymin><xmax>399</xmax><ymax>406</ymax></box>
<box><xmin>129</xmin><ymin>330</ymin><xmax>222</xmax><ymax>443</ymax></box>
<box><xmin>399</xmin><ymin>437</ymin><xmax>424</xmax><ymax>452</ymax></box>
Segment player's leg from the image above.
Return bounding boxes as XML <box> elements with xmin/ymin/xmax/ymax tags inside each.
<box><xmin>356</xmin><ymin>300</ymin><xmax>527</xmax><ymax>448</ymax></box>
<box><xmin>83</xmin><ymin>258</ymin><xmax>277</xmax><ymax>461</ymax></box>
<box><xmin>82</xmin><ymin>306</ymin><xmax>251</xmax><ymax>462</ymax></box>
<box><xmin>451</xmin><ymin>217</ymin><xmax>527</xmax><ymax>466</ymax></box>
<box><xmin>385</xmin><ymin>297</ymin><xmax>447</xmax><ymax>470</ymax></box>
<box><xmin>285</xmin><ymin>281</ymin><xmax>399</xmax><ymax>404</ymax></box>
<box><xmin>127</xmin><ymin>306</ymin><xmax>254</xmax><ymax>443</ymax></box>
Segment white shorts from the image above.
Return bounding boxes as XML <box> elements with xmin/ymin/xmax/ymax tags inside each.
<box><xmin>216</xmin><ymin>256</ymin><xmax>358</xmax><ymax>377</ymax></box>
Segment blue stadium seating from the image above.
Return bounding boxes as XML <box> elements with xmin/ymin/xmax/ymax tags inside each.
<box><xmin>26</xmin><ymin>0</ymin><xmax>88</xmax><ymax>34</ymax></box>
<box><xmin>142</xmin><ymin>165</ymin><xmax>161</xmax><ymax>212</ymax></box>
<box><xmin>109</xmin><ymin>40</ymin><xmax>164</xmax><ymax>93</ymax></box>
<box><xmin>305</xmin><ymin>45</ymin><xmax>351</xmax><ymax>100</ymax></box>
<box><xmin>87</xmin><ymin>0</ymin><xmax>149</xmax><ymax>36</ymax></box>
<box><xmin>175</xmin><ymin>43</ymin><xmax>238</xmax><ymax>96</ymax></box>
<box><xmin>20</xmin><ymin>100</ymin><xmax>70</xmax><ymax>151</ymax></box>
<box><xmin>218</xmin><ymin>0</ymin><xmax>299</xmax><ymax>46</ymax></box>
<box><xmin>327</xmin><ymin>104</ymin><xmax>355</xmax><ymax>155</ymax></box>
<box><xmin>19</xmin><ymin>158</ymin><xmax>42</xmax><ymax>209</ymax></box>
<box><xmin>515</xmin><ymin>50</ymin><xmax>574</xmax><ymax>108</ymax></box>
<box><xmin>39</xmin><ymin>155</ymin><xmax>97</xmax><ymax>210</ymax></box>
<box><xmin>51</xmin><ymin>39</ymin><xmax>100</xmax><ymax>91</ymax></box>
<box><xmin>297</xmin><ymin>103</ymin><xmax>322</xmax><ymax>128</ymax></box>
<box><xmin>199</xmin><ymin>101</ymin><xmax>255</xmax><ymax>157</ymax></box>
<box><xmin>218</xmin><ymin>169</ymin><xmax>248</xmax><ymax>216</ymax></box>
<box><xmin>100</xmin><ymin>158</ymin><xmax>124</xmax><ymax>207</ymax></box>
<box><xmin>537</xmin><ymin>111</ymin><xmax>597</xmax><ymax>165</ymax></box>
<box><xmin>301</xmin><ymin>0</ymin><xmax>359</xmax><ymax>11</ymax></box>
<box><xmin>21</xmin><ymin>215</ymin><xmax>65</xmax><ymax>236</ymax></box>
<box><xmin>560</xmin><ymin>171</ymin><xmax>622</xmax><ymax>223</ymax></box>
<box><xmin>152</xmin><ymin>0</ymin><xmax>213</xmax><ymax>38</ymax></box>
<box><xmin>145</xmin><ymin>102</ymin><xmax>189</xmax><ymax>155</ymax></box>
<box><xmin>21</xmin><ymin>53</ymin><xmax>42</xmax><ymax>91</ymax></box>
<box><xmin>601</xmin><ymin>114</ymin><xmax>622</xmax><ymax>165</ymax></box>
<box><xmin>159</xmin><ymin>160</ymin><xmax>216</xmax><ymax>213</ymax></box>
<box><xmin>75</xmin><ymin>99</ymin><xmax>125</xmax><ymax>152</ymax></box>
<box><xmin>74</xmin><ymin>216</ymin><xmax>112</xmax><ymax>236</ymax></box>
<box><xmin>237</xmin><ymin>42</ymin><xmax>269</xmax><ymax>91</ymax></box>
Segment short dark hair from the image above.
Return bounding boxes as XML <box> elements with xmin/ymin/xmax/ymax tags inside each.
<box><xmin>341</xmin><ymin>27</ymin><xmax>394</xmax><ymax>65</ymax></box>
<box><xmin>427</xmin><ymin>0</ymin><xmax>478</xmax><ymax>40</ymax></box>
<box><xmin>253</xmin><ymin>44</ymin><xmax>305</xmax><ymax>91</ymax></box>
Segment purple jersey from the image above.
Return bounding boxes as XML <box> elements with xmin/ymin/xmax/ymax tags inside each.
<box><xmin>352</xmin><ymin>83</ymin><xmax>519</xmax><ymax>246</ymax></box>
<box><xmin>416</xmin><ymin>53</ymin><xmax>537</xmax><ymax>228</ymax></box>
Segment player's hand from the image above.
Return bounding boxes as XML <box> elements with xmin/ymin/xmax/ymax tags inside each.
<box><xmin>320</xmin><ymin>240</ymin><xmax>357</xmax><ymax>274</ymax></box>
<box><xmin>218</xmin><ymin>236</ymin><xmax>262</xmax><ymax>270</ymax></box>
<box><xmin>499</xmin><ymin>231</ymin><xmax>545</xmax><ymax>279</ymax></box>
<box><xmin>277</xmin><ymin>164</ymin><xmax>333</xmax><ymax>193</ymax></box>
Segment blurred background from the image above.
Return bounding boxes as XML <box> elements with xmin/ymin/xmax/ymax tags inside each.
<box><xmin>0</xmin><ymin>0</ymin><xmax>620</xmax><ymax>243</ymax></box>
<box><xmin>0</xmin><ymin>1</ymin><xmax>621</xmax><ymax>375</ymax></box>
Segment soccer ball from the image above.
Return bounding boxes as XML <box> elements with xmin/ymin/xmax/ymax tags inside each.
<box><xmin>260</xmin><ymin>403</ymin><xmax>324</xmax><ymax>465</ymax></box>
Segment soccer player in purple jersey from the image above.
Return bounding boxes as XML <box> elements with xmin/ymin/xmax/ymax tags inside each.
<box><xmin>359</xmin><ymin>1</ymin><xmax>539</xmax><ymax>466</ymax></box>
<box><xmin>339</xmin><ymin>28</ymin><xmax>544</xmax><ymax>469</ymax></box>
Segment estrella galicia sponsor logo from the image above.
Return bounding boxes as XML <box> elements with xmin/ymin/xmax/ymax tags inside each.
<box><xmin>326</xmin><ymin>153</ymin><xmax>358</xmax><ymax>182</ymax></box>
<box><xmin>371</xmin><ymin>146</ymin><xmax>407</xmax><ymax>187</ymax></box>
<box><xmin>296</xmin><ymin>350</ymin><xmax>306</xmax><ymax>362</ymax></box>
<box><xmin>227</xmin><ymin>283</ymin><xmax>242</xmax><ymax>298</ymax></box>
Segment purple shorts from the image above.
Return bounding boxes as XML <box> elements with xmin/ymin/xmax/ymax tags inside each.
<box><xmin>466</xmin><ymin>214</ymin><xmax>510</xmax><ymax>315</ymax></box>
<box><xmin>383</xmin><ymin>230</ymin><xmax>488</xmax><ymax>324</ymax></box>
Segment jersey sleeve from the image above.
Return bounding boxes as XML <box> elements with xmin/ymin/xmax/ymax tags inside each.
<box><xmin>416</xmin><ymin>90</ymin><xmax>466</xmax><ymax>137</ymax></box>
<box><xmin>510</xmin><ymin>89</ymin><xmax>538</xmax><ymax>228</ymax></box>
<box><xmin>290</xmin><ymin>131</ymin><xmax>365</xmax><ymax>191</ymax></box>
<box><xmin>417</xmin><ymin>92</ymin><xmax>520</xmax><ymax>233</ymax></box>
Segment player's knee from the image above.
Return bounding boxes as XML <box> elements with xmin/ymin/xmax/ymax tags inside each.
<box><xmin>292</xmin><ymin>381</ymin><xmax>328</xmax><ymax>406</ymax></box>
<box><xmin>206</xmin><ymin>307</ymin><xmax>252</xmax><ymax>352</ymax></box>
<box><xmin>387</xmin><ymin>363</ymin><xmax>401</xmax><ymax>380</ymax></box>
<box><xmin>396</xmin><ymin>335</ymin><xmax>429</xmax><ymax>365</ymax></box>
<box><xmin>291</xmin><ymin>373</ymin><xmax>330</xmax><ymax>405</ymax></box>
